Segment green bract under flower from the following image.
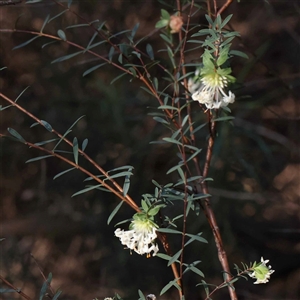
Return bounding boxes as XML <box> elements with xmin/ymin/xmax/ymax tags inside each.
<box><xmin>248</xmin><ymin>257</ymin><xmax>275</xmax><ymax>284</ymax></box>
<box><xmin>191</xmin><ymin>68</ymin><xmax>235</xmax><ymax>110</ymax></box>
<box><xmin>115</xmin><ymin>214</ymin><xmax>159</xmax><ymax>257</ymax></box>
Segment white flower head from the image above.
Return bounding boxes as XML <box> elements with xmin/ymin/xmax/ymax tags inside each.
<box><xmin>115</xmin><ymin>214</ymin><xmax>159</xmax><ymax>257</ymax></box>
<box><xmin>191</xmin><ymin>71</ymin><xmax>235</xmax><ymax>110</ymax></box>
<box><xmin>248</xmin><ymin>257</ymin><xmax>275</xmax><ymax>284</ymax></box>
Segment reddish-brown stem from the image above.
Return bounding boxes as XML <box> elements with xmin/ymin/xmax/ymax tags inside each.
<box><xmin>217</xmin><ymin>0</ymin><xmax>234</xmax><ymax>15</ymax></box>
<box><xmin>0</xmin><ymin>92</ymin><xmax>182</xmax><ymax>294</ymax></box>
<box><xmin>30</xmin><ymin>254</ymin><xmax>55</xmax><ymax>295</ymax></box>
<box><xmin>199</xmin><ymin>113</ymin><xmax>237</xmax><ymax>300</ymax></box>
<box><xmin>0</xmin><ymin>92</ymin><xmax>138</xmax><ymax>210</ymax></box>
<box><xmin>0</xmin><ymin>275</ymin><xmax>32</xmax><ymax>300</ymax></box>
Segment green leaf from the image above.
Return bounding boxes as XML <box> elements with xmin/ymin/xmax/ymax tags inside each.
<box><xmin>147</xmin><ymin>206</ymin><xmax>160</xmax><ymax>216</ymax></box>
<box><xmin>42</xmin><ymin>41</ymin><xmax>57</xmax><ymax>49</ymax></box>
<box><xmin>160</xmin><ymin>279</ymin><xmax>177</xmax><ymax>296</ymax></box>
<box><xmin>7</xmin><ymin>128</ymin><xmax>25</xmax><ymax>143</ymax></box>
<box><xmin>146</xmin><ymin>43</ymin><xmax>154</xmax><ymax>60</ymax></box>
<box><xmin>51</xmin><ymin>51</ymin><xmax>83</xmax><ymax>64</ymax></box>
<box><xmin>41</xmin><ymin>120</ymin><xmax>53</xmax><ymax>132</ymax></box>
<box><xmin>205</xmin><ymin>14</ymin><xmax>214</xmax><ymax>27</ymax></box>
<box><xmin>48</xmin><ymin>10</ymin><xmax>67</xmax><ymax>24</ymax></box>
<box><xmin>138</xmin><ymin>290</ymin><xmax>146</xmax><ymax>300</ymax></box>
<box><xmin>82</xmin><ymin>138</ymin><xmax>88</xmax><ymax>151</ymax></box>
<box><xmin>220</xmin><ymin>14</ymin><xmax>233</xmax><ymax>28</ymax></box>
<box><xmin>110</xmin><ymin>72</ymin><xmax>127</xmax><ymax>84</ymax></box>
<box><xmin>162</xmin><ymin>137</ymin><xmax>182</xmax><ymax>146</ymax></box>
<box><xmin>166</xmin><ymin>164</ymin><xmax>183</xmax><ymax>175</ymax></box>
<box><xmin>187</xmin><ymin>265</ymin><xmax>204</xmax><ymax>277</ymax></box>
<box><xmin>83</xmin><ymin>62</ymin><xmax>107</xmax><ymax>77</ymax></box>
<box><xmin>108</xmin><ymin>46</ymin><xmax>115</xmax><ymax>61</ymax></box>
<box><xmin>109</xmin><ymin>165</ymin><xmax>134</xmax><ymax>172</ymax></box>
<box><xmin>53</xmin><ymin>115</ymin><xmax>85</xmax><ymax>151</ymax></box>
<box><xmin>52</xmin><ymin>290</ymin><xmax>62</xmax><ymax>300</ymax></box>
<box><xmin>212</xmin><ymin>116</ymin><xmax>235</xmax><ymax>122</ymax></box>
<box><xmin>39</xmin><ymin>273</ymin><xmax>52</xmax><ymax>300</ymax></box>
<box><xmin>26</xmin><ymin>155</ymin><xmax>53</xmax><ymax>164</ymax></box>
<box><xmin>157</xmin><ymin>228</ymin><xmax>182</xmax><ymax>234</ymax></box>
<box><xmin>131</xmin><ymin>23</ymin><xmax>139</xmax><ymax>39</ymax></box>
<box><xmin>230</xmin><ymin>50</ymin><xmax>249</xmax><ymax>59</ymax></box>
<box><xmin>107</xmin><ymin>201</ymin><xmax>123</xmax><ymax>225</ymax></box>
<box><xmin>140</xmin><ymin>86</ymin><xmax>155</xmax><ymax>97</ymax></box>
<box><xmin>13</xmin><ymin>36</ymin><xmax>40</xmax><ymax>50</ymax></box>
<box><xmin>72</xmin><ymin>184</ymin><xmax>103</xmax><ymax>197</ymax></box>
<box><xmin>65</xmin><ymin>20</ymin><xmax>100</xmax><ymax>29</ymax></box>
<box><xmin>153</xmin><ymin>117</ymin><xmax>169</xmax><ymax>125</ymax></box>
<box><xmin>123</xmin><ymin>174</ymin><xmax>130</xmax><ymax>197</ymax></box>
<box><xmin>161</xmin><ymin>9</ymin><xmax>170</xmax><ymax>20</ymax></box>
<box><xmin>40</xmin><ymin>14</ymin><xmax>50</xmax><ymax>32</ymax></box>
<box><xmin>73</xmin><ymin>137</ymin><xmax>79</xmax><ymax>164</ymax></box>
<box><xmin>107</xmin><ymin>171</ymin><xmax>133</xmax><ymax>180</ymax></box>
<box><xmin>185</xmin><ymin>233</ymin><xmax>208</xmax><ymax>245</ymax></box>
<box><xmin>167</xmin><ymin>46</ymin><xmax>175</xmax><ymax>69</ymax></box>
<box><xmin>141</xmin><ymin>199</ymin><xmax>148</xmax><ymax>212</ymax></box>
<box><xmin>156</xmin><ymin>253</ymin><xmax>172</xmax><ymax>260</ymax></box>
<box><xmin>39</xmin><ymin>281</ymin><xmax>48</xmax><ymax>300</ymax></box>
<box><xmin>15</xmin><ymin>86</ymin><xmax>30</xmax><ymax>103</ymax></box>
<box><xmin>155</xmin><ymin>19</ymin><xmax>169</xmax><ymax>29</ymax></box>
<box><xmin>57</xmin><ymin>29</ymin><xmax>67</xmax><ymax>41</ymax></box>
<box><xmin>34</xmin><ymin>138</ymin><xmax>58</xmax><ymax>147</ymax></box>
<box><xmin>53</xmin><ymin>167</ymin><xmax>76</xmax><ymax>180</ymax></box>
<box><xmin>158</xmin><ymin>105</ymin><xmax>179</xmax><ymax>111</ymax></box>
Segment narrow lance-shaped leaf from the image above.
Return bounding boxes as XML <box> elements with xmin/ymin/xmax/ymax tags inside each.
<box><xmin>7</xmin><ymin>128</ymin><xmax>26</xmax><ymax>143</ymax></box>
<box><xmin>107</xmin><ymin>201</ymin><xmax>123</xmax><ymax>225</ymax></box>
<box><xmin>26</xmin><ymin>155</ymin><xmax>54</xmax><ymax>164</ymax></box>
<box><xmin>13</xmin><ymin>36</ymin><xmax>40</xmax><ymax>50</ymax></box>
<box><xmin>162</xmin><ymin>137</ymin><xmax>182</xmax><ymax>146</ymax></box>
<box><xmin>106</xmin><ymin>171</ymin><xmax>133</xmax><ymax>180</ymax></box>
<box><xmin>51</xmin><ymin>51</ymin><xmax>83</xmax><ymax>64</ymax></box>
<box><xmin>52</xmin><ymin>290</ymin><xmax>62</xmax><ymax>300</ymax></box>
<box><xmin>160</xmin><ymin>279</ymin><xmax>180</xmax><ymax>296</ymax></box>
<box><xmin>123</xmin><ymin>174</ymin><xmax>130</xmax><ymax>197</ymax></box>
<box><xmin>73</xmin><ymin>137</ymin><xmax>79</xmax><ymax>165</ymax></box>
<box><xmin>47</xmin><ymin>10</ymin><xmax>67</xmax><ymax>24</ymax></box>
<box><xmin>137</xmin><ymin>290</ymin><xmax>146</xmax><ymax>300</ymax></box>
<box><xmin>41</xmin><ymin>120</ymin><xmax>53</xmax><ymax>132</ymax></box>
<box><xmin>110</xmin><ymin>72</ymin><xmax>127</xmax><ymax>84</ymax></box>
<box><xmin>82</xmin><ymin>138</ymin><xmax>88</xmax><ymax>151</ymax></box>
<box><xmin>39</xmin><ymin>273</ymin><xmax>52</xmax><ymax>300</ymax></box>
<box><xmin>146</xmin><ymin>43</ymin><xmax>154</xmax><ymax>60</ymax></box>
<box><xmin>53</xmin><ymin>167</ymin><xmax>76</xmax><ymax>180</ymax></box>
<box><xmin>15</xmin><ymin>86</ymin><xmax>30</xmax><ymax>103</ymax></box>
<box><xmin>72</xmin><ymin>184</ymin><xmax>103</xmax><ymax>197</ymax></box>
<box><xmin>108</xmin><ymin>46</ymin><xmax>115</xmax><ymax>61</ymax></box>
<box><xmin>131</xmin><ymin>23</ymin><xmax>139</xmax><ymax>39</ymax></box>
<box><xmin>53</xmin><ymin>115</ymin><xmax>85</xmax><ymax>151</ymax></box>
<box><xmin>34</xmin><ymin>138</ymin><xmax>59</xmax><ymax>147</ymax></box>
<box><xmin>83</xmin><ymin>62</ymin><xmax>107</xmax><ymax>77</ymax></box>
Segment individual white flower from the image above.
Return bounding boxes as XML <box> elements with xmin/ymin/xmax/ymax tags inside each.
<box><xmin>115</xmin><ymin>216</ymin><xmax>159</xmax><ymax>257</ymax></box>
<box><xmin>192</xmin><ymin>72</ymin><xmax>235</xmax><ymax>109</ymax></box>
<box><xmin>248</xmin><ymin>257</ymin><xmax>275</xmax><ymax>284</ymax></box>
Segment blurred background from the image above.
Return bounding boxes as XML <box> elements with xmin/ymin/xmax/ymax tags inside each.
<box><xmin>0</xmin><ymin>0</ymin><xmax>299</xmax><ymax>299</ymax></box>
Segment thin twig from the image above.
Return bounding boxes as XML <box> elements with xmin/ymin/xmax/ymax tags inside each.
<box><xmin>217</xmin><ymin>0</ymin><xmax>234</xmax><ymax>15</ymax></box>
<box><xmin>0</xmin><ymin>275</ymin><xmax>32</xmax><ymax>300</ymax></box>
<box><xmin>30</xmin><ymin>254</ymin><xmax>55</xmax><ymax>296</ymax></box>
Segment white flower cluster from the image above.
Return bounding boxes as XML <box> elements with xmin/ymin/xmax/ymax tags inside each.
<box><xmin>191</xmin><ymin>73</ymin><xmax>235</xmax><ymax>109</ymax></box>
<box><xmin>249</xmin><ymin>257</ymin><xmax>275</xmax><ymax>284</ymax></box>
<box><xmin>115</xmin><ymin>218</ymin><xmax>159</xmax><ymax>257</ymax></box>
